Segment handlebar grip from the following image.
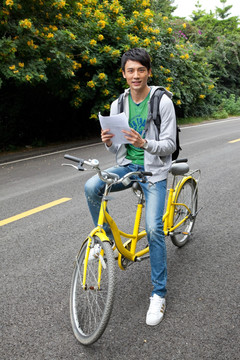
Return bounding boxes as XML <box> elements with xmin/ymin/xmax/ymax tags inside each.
<box><xmin>64</xmin><ymin>154</ymin><xmax>83</xmax><ymax>163</ymax></box>
<box><xmin>142</xmin><ymin>171</ymin><xmax>152</xmax><ymax>176</ymax></box>
<box><xmin>174</xmin><ymin>158</ymin><xmax>188</xmax><ymax>163</ymax></box>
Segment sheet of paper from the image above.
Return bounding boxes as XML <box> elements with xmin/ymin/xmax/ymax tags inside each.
<box><xmin>98</xmin><ymin>112</ymin><xmax>131</xmax><ymax>145</ymax></box>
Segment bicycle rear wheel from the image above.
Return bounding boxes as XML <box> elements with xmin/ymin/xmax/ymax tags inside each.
<box><xmin>70</xmin><ymin>236</ymin><xmax>115</xmax><ymax>345</ymax></box>
<box><xmin>170</xmin><ymin>177</ymin><xmax>198</xmax><ymax>247</ymax></box>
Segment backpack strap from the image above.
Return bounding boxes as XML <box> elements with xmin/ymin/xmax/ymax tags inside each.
<box><xmin>118</xmin><ymin>93</ymin><xmax>125</xmax><ymax>113</ymax></box>
<box><xmin>150</xmin><ymin>88</ymin><xmax>166</xmax><ymax>132</ymax></box>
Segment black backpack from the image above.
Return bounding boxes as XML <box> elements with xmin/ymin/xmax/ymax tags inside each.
<box><xmin>118</xmin><ymin>88</ymin><xmax>181</xmax><ymax>160</ymax></box>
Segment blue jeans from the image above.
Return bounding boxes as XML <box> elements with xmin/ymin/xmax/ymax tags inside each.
<box><xmin>84</xmin><ymin>163</ymin><xmax>167</xmax><ymax>298</ymax></box>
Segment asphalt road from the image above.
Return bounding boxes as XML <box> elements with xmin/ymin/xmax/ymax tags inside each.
<box><xmin>1</xmin><ymin>117</ymin><xmax>240</xmax><ymax>360</ymax></box>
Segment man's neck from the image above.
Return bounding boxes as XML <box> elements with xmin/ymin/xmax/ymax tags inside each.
<box><xmin>130</xmin><ymin>86</ymin><xmax>150</xmax><ymax>104</ymax></box>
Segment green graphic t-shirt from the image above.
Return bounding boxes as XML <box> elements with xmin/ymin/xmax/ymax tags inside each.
<box><xmin>126</xmin><ymin>92</ymin><xmax>150</xmax><ymax>165</ymax></box>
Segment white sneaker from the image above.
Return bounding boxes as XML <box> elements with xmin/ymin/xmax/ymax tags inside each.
<box><xmin>146</xmin><ymin>294</ymin><xmax>166</xmax><ymax>326</ymax></box>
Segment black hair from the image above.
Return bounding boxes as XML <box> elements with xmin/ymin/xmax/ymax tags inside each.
<box><xmin>121</xmin><ymin>48</ymin><xmax>151</xmax><ymax>72</ymax></box>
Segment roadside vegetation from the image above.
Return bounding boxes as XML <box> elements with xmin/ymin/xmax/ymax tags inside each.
<box><xmin>0</xmin><ymin>0</ymin><xmax>239</xmax><ymax>151</ymax></box>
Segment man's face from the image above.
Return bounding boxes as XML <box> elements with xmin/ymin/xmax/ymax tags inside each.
<box><xmin>122</xmin><ymin>60</ymin><xmax>151</xmax><ymax>92</ymax></box>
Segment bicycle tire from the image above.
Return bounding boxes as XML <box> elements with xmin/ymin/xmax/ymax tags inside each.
<box><xmin>70</xmin><ymin>236</ymin><xmax>115</xmax><ymax>345</ymax></box>
<box><xmin>170</xmin><ymin>177</ymin><xmax>198</xmax><ymax>247</ymax></box>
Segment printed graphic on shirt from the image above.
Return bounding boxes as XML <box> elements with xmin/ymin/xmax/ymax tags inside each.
<box><xmin>126</xmin><ymin>92</ymin><xmax>150</xmax><ymax>165</ymax></box>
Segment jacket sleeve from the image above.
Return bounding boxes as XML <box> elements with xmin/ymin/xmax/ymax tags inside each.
<box><xmin>146</xmin><ymin>94</ymin><xmax>176</xmax><ymax>156</ymax></box>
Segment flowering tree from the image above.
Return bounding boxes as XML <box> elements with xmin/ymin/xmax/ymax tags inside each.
<box><xmin>0</xmin><ymin>0</ymin><xmax>217</xmax><ymax>147</ymax></box>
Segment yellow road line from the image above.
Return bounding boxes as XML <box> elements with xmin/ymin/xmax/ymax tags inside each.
<box><xmin>0</xmin><ymin>197</ymin><xmax>71</xmax><ymax>227</ymax></box>
<box><xmin>229</xmin><ymin>138</ymin><xmax>240</xmax><ymax>143</ymax></box>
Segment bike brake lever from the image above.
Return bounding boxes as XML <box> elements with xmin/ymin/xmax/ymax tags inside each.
<box><xmin>62</xmin><ymin>163</ymin><xmax>79</xmax><ymax>170</ymax></box>
<box><xmin>77</xmin><ymin>163</ymin><xmax>85</xmax><ymax>171</ymax></box>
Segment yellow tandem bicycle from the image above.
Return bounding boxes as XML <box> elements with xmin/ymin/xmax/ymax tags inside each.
<box><xmin>63</xmin><ymin>154</ymin><xmax>200</xmax><ymax>345</ymax></box>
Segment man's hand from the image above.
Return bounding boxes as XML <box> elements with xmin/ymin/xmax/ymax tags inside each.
<box><xmin>122</xmin><ymin>128</ymin><xmax>146</xmax><ymax>148</ymax></box>
<box><xmin>101</xmin><ymin>128</ymin><xmax>114</xmax><ymax>147</ymax></box>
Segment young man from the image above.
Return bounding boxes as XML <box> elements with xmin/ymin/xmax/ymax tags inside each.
<box><xmin>85</xmin><ymin>48</ymin><xmax>176</xmax><ymax>326</ymax></box>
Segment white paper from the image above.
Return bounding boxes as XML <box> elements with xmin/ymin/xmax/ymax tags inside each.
<box><xmin>98</xmin><ymin>112</ymin><xmax>131</xmax><ymax>145</ymax></box>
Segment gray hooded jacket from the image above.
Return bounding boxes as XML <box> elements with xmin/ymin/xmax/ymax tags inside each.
<box><xmin>107</xmin><ymin>86</ymin><xmax>176</xmax><ymax>183</ymax></box>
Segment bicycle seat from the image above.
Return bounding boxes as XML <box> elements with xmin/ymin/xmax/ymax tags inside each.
<box><xmin>169</xmin><ymin>163</ymin><xmax>189</xmax><ymax>175</ymax></box>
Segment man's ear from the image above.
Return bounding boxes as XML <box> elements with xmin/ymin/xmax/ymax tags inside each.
<box><xmin>122</xmin><ymin>70</ymin><xmax>126</xmax><ymax>78</ymax></box>
<box><xmin>148</xmin><ymin>68</ymin><xmax>152</xmax><ymax>77</ymax></box>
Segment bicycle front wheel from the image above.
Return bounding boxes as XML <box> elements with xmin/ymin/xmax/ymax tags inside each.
<box><xmin>170</xmin><ymin>177</ymin><xmax>198</xmax><ymax>247</ymax></box>
<box><xmin>70</xmin><ymin>236</ymin><xmax>115</xmax><ymax>345</ymax></box>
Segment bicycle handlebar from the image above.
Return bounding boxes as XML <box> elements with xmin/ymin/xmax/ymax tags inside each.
<box><xmin>63</xmin><ymin>154</ymin><xmax>189</xmax><ymax>185</ymax></box>
<box><xmin>63</xmin><ymin>154</ymin><xmax>152</xmax><ymax>185</ymax></box>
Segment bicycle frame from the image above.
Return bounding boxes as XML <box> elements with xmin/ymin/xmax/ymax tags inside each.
<box><xmin>163</xmin><ymin>175</ymin><xmax>194</xmax><ymax>235</ymax></box>
<box><xmin>83</xmin><ymin>173</ymin><xmax>197</xmax><ymax>275</ymax></box>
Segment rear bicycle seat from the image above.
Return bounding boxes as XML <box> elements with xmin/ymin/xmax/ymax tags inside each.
<box><xmin>169</xmin><ymin>163</ymin><xmax>189</xmax><ymax>176</ymax></box>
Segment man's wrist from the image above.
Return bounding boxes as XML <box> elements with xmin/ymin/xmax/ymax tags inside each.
<box><xmin>141</xmin><ymin>139</ymin><xmax>148</xmax><ymax>150</ymax></box>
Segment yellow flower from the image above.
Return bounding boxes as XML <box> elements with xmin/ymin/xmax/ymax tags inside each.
<box><xmin>13</xmin><ymin>70</ymin><xmax>19</xmax><ymax>74</ymax></box>
<box><xmin>90</xmin><ymin>39</ymin><xmax>97</xmax><ymax>46</ymax></box>
<box><xmin>90</xmin><ymin>114</ymin><xmax>98</xmax><ymax>119</ymax></box>
<box><xmin>111</xmin><ymin>49</ymin><xmax>120</xmax><ymax>57</ymax></box>
<box><xmin>144</xmin><ymin>8</ymin><xmax>154</xmax><ymax>18</ymax></box>
<box><xmin>116</xmin><ymin>16</ymin><xmax>126</xmax><ymax>27</ymax></box>
<box><xmin>167</xmin><ymin>27</ymin><xmax>173</xmax><ymax>34</ymax></box>
<box><xmin>87</xmin><ymin>80</ymin><xmax>96</xmax><ymax>88</ymax></box>
<box><xmin>18</xmin><ymin>62</ymin><xmax>24</xmax><ymax>67</ymax></box>
<box><xmin>55</xmin><ymin>13</ymin><xmax>62</xmax><ymax>20</ymax></box>
<box><xmin>82</xmin><ymin>51</ymin><xmax>89</xmax><ymax>61</ymax></box>
<box><xmin>199</xmin><ymin>94</ymin><xmax>205</xmax><ymax>99</ymax></box>
<box><xmin>19</xmin><ymin>19</ymin><xmax>32</xmax><ymax>29</ymax></box>
<box><xmin>73</xmin><ymin>84</ymin><xmax>80</xmax><ymax>90</ymax></box>
<box><xmin>133</xmin><ymin>11</ymin><xmax>140</xmax><ymax>18</ymax></box>
<box><xmin>128</xmin><ymin>34</ymin><xmax>139</xmax><ymax>44</ymax></box>
<box><xmin>185</xmin><ymin>54</ymin><xmax>189</xmax><ymax>59</ymax></box>
<box><xmin>166</xmin><ymin>86</ymin><xmax>171</xmax><ymax>91</ymax></box>
<box><xmin>89</xmin><ymin>58</ymin><xmax>97</xmax><ymax>65</ymax></box>
<box><xmin>47</xmin><ymin>33</ymin><xmax>54</xmax><ymax>38</ymax></box>
<box><xmin>98</xmin><ymin>34</ymin><xmax>104</xmax><ymax>41</ymax></box>
<box><xmin>103</xmin><ymin>45</ymin><xmax>111</xmax><ymax>53</ymax></box>
<box><xmin>176</xmin><ymin>100</ymin><xmax>181</xmax><ymax>105</ymax></box>
<box><xmin>154</xmin><ymin>41</ymin><xmax>161</xmax><ymax>49</ymax></box>
<box><xmin>6</xmin><ymin>0</ymin><xmax>14</xmax><ymax>6</ymax></box>
<box><xmin>69</xmin><ymin>33</ymin><xmax>76</xmax><ymax>40</ymax></box>
<box><xmin>103</xmin><ymin>89</ymin><xmax>109</xmax><ymax>96</ymax></box>
<box><xmin>182</xmin><ymin>23</ymin><xmax>186</xmax><ymax>28</ymax></box>
<box><xmin>72</xmin><ymin>61</ymin><xmax>82</xmax><ymax>70</ymax></box>
<box><xmin>180</xmin><ymin>55</ymin><xmax>185</xmax><ymax>59</ymax></box>
<box><xmin>170</xmin><ymin>53</ymin><xmax>174</xmax><ymax>58</ymax></box>
<box><xmin>104</xmin><ymin>104</ymin><xmax>110</xmax><ymax>110</ymax></box>
<box><xmin>39</xmin><ymin>75</ymin><xmax>44</xmax><ymax>80</ymax></box>
<box><xmin>166</xmin><ymin>77</ymin><xmax>173</xmax><ymax>82</ymax></box>
<box><xmin>9</xmin><ymin>65</ymin><xmax>16</xmax><ymax>70</ymax></box>
<box><xmin>26</xmin><ymin>75</ymin><xmax>31</xmax><ymax>81</ymax></box>
<box><xmin>143</xmin><ymin>38</ymin><xmax>151</xmax><ymax>46</ymax></box>
<box><xmin>208</xmin><ymin>84</ymin><xmax>214</xmax><ymax>90</ymax></box>
<box><xmin>76</xmin><ymin>2</ymin><xmax>83</xmax><ymax>10</ymax></box>
<box><xmin>98</xmin><ymin>73</ymin><xmax>106</xmax><ymax>80</ymax></box>
<box><xmin>142</xmin><ymin>0</ymin><xmax>150</xmax><ymax>7</ymax></box>
<box><xmin>163</xmin><ymin>16</ymin><xmax>168</xmax><ymax>21</ymax></box>
<box><xmin>98</xmin><ymin>20</ymin><xmax>106</xmax><ymax>28</ymax></box>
